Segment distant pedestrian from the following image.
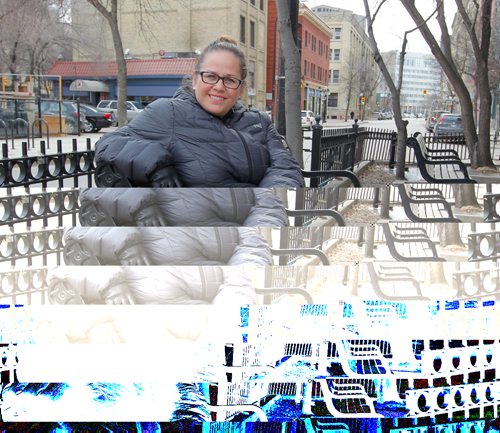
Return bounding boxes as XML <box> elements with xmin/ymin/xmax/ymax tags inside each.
<box><xmin>350</xmin><ymin>111</ymin><xmax>355</xmax><ymax>120</ymax></box>
<box><xmin>94</xmin><ymin>36</ymin><xmax>303</xmax><ymax>188</ymax></box>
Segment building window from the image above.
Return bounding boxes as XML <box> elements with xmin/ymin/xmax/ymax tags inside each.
<box><xmin>334</xmin><ymin>27</ymin><xmax>341</xmax><ymax>39</ymax></box>
<box><xmin>333</xmin><ymin>49</ymin><xmax>340</xmax><ymax>61</ymax></box>
<box><xmin>240</xmin><ymin>16</ymin><xmax>246</xmax><ymax>44</ymax></box>
<box><xmin>312</xmin><ymin>36</ymin><xmax>316</xmax><ymax>51</ymax></box>
<box><xmin>260</xmin><ymin>0</ymin><xmax>264</xmax><ymax>10</ymax></box>
<box><xmin>250</xmin><ymin>20</ymin><xmax>256</xmax><ymax>47</ymax></box>
<box><xmin>328</xmin><ymin>93</ymin><xmax>338</xmax><ymax>107</ymax></box>
<box><xmin>250</xmin><ymin>0</ymin><xmax>255</xmax><ymax>5</ymax></box>
<box><xmin>331</xmin><ymin>69</ymin><xmax>339</xmax><ymax>83</ymax></box>
<box><xmin>305</xmin><ymin>31</ymin><xmax>308</xmax><ymax>47</ymax></box>
<box><xmin>329</xmin><ymin>49</ymin><xmax>332</xmax><ymax>60</ymax></box>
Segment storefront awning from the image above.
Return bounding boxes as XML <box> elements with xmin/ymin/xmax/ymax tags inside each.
<box><xmin>69</xmin><ymin>79</ymin><xmax>109</xmax><ymax>92</ymax></box>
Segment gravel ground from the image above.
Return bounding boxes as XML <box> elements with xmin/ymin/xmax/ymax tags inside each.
<box><xmin>342</xmin><ymin>202</ymin><xmax>382</xmax><ymax>225</ymax></box>
<box><xmin>327</xmin><ymin>240</ymin><xmax>366</xmax><ymax>262</ymax></box>
<box><xmin>358</xmin><ymin>163</ymin><xmax>397</xmax><ymax>185</ymax></box>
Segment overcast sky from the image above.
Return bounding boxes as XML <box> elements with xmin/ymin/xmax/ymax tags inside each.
<box><xmin>302</xmin><ymin>0</ymin><xmax>458</xmax><ymax>54</ymax></box>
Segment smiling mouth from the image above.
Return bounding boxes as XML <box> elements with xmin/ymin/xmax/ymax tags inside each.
<box><xmin>209</xmin><ymin>95</ymin><xmax>226</xmax><ymax>102</ymax></box>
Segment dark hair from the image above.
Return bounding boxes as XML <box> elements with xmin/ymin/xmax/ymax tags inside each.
<box><xmin>195</xmin><ymin>36</ymin><xmax>247</xmax><ymax>80</ymax></box>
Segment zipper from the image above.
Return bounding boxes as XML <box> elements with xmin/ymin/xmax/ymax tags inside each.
<box><xmin>232</xmin><ymin>128</ymin><xmax>255</xmax><ymax>184</ymax></box>
<box><xmin>230</xmin><ymin>188</ymin><xmax>238</xmax><ymax>222</ymax></box>
<box><xmin>214</xmin><ymin>227</ymin><xmax>222</xmax><ymax>262</ymax></box>
<box><xmin>199</xmin><ymin>267</ymin><xmax>207</xmax><ymax>300</ymax></box>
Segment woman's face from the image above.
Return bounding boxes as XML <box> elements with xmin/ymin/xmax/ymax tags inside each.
<box><xmin>192</xmin><ymin>50</ymin><xmax>245</xmax><ymax>118</ymax></box>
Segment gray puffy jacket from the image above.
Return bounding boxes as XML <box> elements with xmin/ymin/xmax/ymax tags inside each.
<box><xmin>94</xmin><ymin>90</ymin><xmax>304</xmax><ymax>188</ymax></box>
<box><xmin>48</xmin><ymin>266</ymin><xmax>256</xmax><ymax>305</ymax></box>
<box><xmin>64</xmin><ymin>227</ymin><xmax>272</xmax><ymax>266</ymax></box>
<box><xmin>79</xmin><ymin>187</ymin><xmax>288</xmax><ymax>227</ymax></box>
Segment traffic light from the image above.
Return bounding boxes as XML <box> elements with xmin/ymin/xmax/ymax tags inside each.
<box><xmin>423</xmin><ymin>89</ymin><xmax>428</xmax><ymax>95</ymax></box>
<box><xmin>360</xmin><ymin>96</ymin><xmax>366</xmax><ymax>104</ymax></box>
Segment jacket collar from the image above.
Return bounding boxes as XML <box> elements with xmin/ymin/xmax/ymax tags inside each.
<box><xmin>174</xmin><ymin>87</ymin><xmax>246</xmax><ymax>124</ymax></box>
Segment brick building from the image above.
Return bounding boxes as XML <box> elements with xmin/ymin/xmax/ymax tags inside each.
<box><xmin>266</xmin><ymin>1</ymin><xmax>331</xmax><ymax>115</ymax></box>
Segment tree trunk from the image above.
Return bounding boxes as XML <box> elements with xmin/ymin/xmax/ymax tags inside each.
<box><xmin>427</xmin><ymin>262</ymin><xmax>448</xmax><ymax>286</ymax></box>
<box><xmin>362</xmin><ymin>0</ymin><xmax>407</xmax><ymax>180</ymax></box>
<box><xmin>453</xmin><ymin>184</ymin><xmax>480</xmax><ymax>209</ymax></box>
<box><xmin>400</xmin><ymin>0</ymin><xmax>495</xmax><ymax>169</ymax></box>
<box><xmin>276</xmin><ymin>0</ymin><xmax>303</xmax><ymax>167</ymax></box>
<box><xmin>87</xmin><ymin>0</ymin><xmax>128</xmax><ymax>127</ymax></box>
<box><xmin>438</xmin><ymin>223</ymin><xmax>465</xmax><ymax>247</ymax></box>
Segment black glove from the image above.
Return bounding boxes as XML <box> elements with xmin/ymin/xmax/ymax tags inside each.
<box><xmin>116</xmin><ymin>243</ymin><xmax>152</xmax><ymax>265</ymax></box>
<box><xmin>133</xmin><ymin>204</ymin><xmax>169</xmax><ymax>226</ymax></box>
<box><xmin>150</xmin><ymin>166</ymin><xmax>182</xmax><ymax>187</ymax></box>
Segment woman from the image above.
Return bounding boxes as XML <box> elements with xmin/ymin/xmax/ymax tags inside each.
<box><xmin>95</xmin><ymin>36</ymin><xmax>304</xmax><ymax>188</ymax></box>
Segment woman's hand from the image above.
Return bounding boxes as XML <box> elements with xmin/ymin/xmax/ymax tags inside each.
<box><xmin>117</xmin><ymin>243</ymin><xmax>152</xmax><ymax>265</ymax></box>
<box><xmin>100</xmin><ymin>282</ymin><xmax>136</xmax><ymax>305</ymax></box>
<box><xmin>150</xmin><ymin>166</ymin><xmax>183</xmax><ymax>187</ymax></box>
<box><xmin>134</xmin><ymin>205</ymin><xmax>169</xmax><ymax>226</ymax></box>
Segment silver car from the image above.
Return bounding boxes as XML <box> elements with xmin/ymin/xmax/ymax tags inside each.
<box><xmin>97</xmin><ymin>100</ymin><xmax>143</xmax><ymax>122</ymax></box>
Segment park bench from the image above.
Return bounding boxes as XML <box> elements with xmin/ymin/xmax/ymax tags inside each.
<box><xmin>382</xmin><ymin>224</ymin><xmax>445</xmax><ymax>262</ymax></box>
<box><xmin>314</xmin><ymin>378</ymin><xmax>381</xmax><ymax>417</ymax></box>
<box><xmin>365</xmin><ymin>262</ymin><xmax>426</xmax><ymax>301</ymax></box>
<box><xmin>406</xmin><ymin>132</ymin><xmax>476</xmax><ymax>184</ymax></box>
<box><xmin>483</xmin><ymin>193</ymin><xmax>500</xmax><ymax>222</ymax></box>
<box><xmin>396</xmin><ymin>183</ymin><xmax>461</xmax><ymax>223</ymax></box>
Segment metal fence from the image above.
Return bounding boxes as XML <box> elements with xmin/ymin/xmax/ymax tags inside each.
<box><xmin>0</xmin><ymin>139</ymin><xmax>94</xmax><ymax>188</ymax></box>
<box><xmin>310</xmin><ymin>122</ymin><xmax>496</xmax><ymax>173</ymax></box>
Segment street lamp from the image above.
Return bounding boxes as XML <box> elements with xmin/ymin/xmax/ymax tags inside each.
<box><xmin>322</xmin><ymin>88</ymin><xmax>330</xmax><ymax>123</ymax></box>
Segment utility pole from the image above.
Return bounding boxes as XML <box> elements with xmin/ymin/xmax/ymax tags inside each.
<box><xmin>276</xmin><ymin>0</ymin><xmax>299</xmax><ymax>136</ymax></box>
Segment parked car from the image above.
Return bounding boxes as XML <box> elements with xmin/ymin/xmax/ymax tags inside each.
<box><xmin>433</xmin><ymin>113</ymin><xmax>464</xmax><ymax>136</ymax></box>
<box><xmin>426</xmin><ymin>110</ymin><xmax>450</xmax><ymax>132</ymax></box>
<box><xmin>97</xmin><ymin>99</ymin><xmax>143</xmax><ymax>121</ymax></box>
<box><xmin>40</xmin><ymin>101</ymin><xmax>86</xmax><ymax>134</ymax></box>
<box><xmin>301</xmin><ymin>110</ymin><xmax>316</xmax><ymax>130</ymax></box>
<box><xmin>79</xmin><ymin>104</ymin><xmax>114</xmax><ymax>133</ymax></box>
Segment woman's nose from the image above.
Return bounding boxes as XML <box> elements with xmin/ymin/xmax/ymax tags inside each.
<box><xmin>213</xmin><ymin>78</ymin><xmax>226</xmax><ymax>91</ymax></box>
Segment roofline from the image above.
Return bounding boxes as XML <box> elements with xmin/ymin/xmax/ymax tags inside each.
<box><xmin>299</xmin><ymin>4</ymin><xmax>333</xmax><ymax>37</ymax></box>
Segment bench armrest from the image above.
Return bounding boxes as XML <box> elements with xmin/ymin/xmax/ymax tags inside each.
<box><xmin>302</xmin><ymin>170</ymin><xmax>361</xmax><ymax>187</ymax></box>
<box><xmin>286</xmin><ymin>209</ymin><xmax>345</xmax><ymax>226</ymax></box>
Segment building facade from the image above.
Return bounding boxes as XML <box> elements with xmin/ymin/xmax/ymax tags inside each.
<box><xmin>70</xmin><ymin>0</ymin><xmax>268</xmax><ymax>108</ymax></box>
<box><xmin>47</xmin><ymin>58</ymin><xmax>197</xmax><ymax>105</ymax></box>
<box><xmin>266</xmin><ymin>1</ymin><xmax>331</xmax><ymax>116</ymax></box>
<box><xmin>379</xmin><ymin>51</ymin><xmax>443</xmax><ymax>116</ymax></box>
<box><xmin>311</xmin><ymin>5</ymin><xmax>377</xmax><ymax>121</ymax></box>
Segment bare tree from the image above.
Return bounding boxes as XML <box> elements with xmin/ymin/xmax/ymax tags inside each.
<box><xmin>363</xmin><ymin>0</ymin><xmax>410</xmax><ymax>179</ymax></box>
<box><xmin>276</xmin><ymin>0</ymin><xmax>303</xmax><ymax>167</ymax></box>
<box><xmin>364</xmin><ymin>0</ymin><xmax>444</xmax><ymax>179</ymax></box>
<box><xmin>86</xmin><ymin>0</ymin><xmax>127</xmax><ymax>126</ymax></box>
<box><xmin>0</xmin><ymin>0</ymin><xmax>69</xmax><ymax>77</ymax></box>
<box><xmin>400</xmin><ymin>0</ymin><xmax>495</xmax><ymax>170</ymax></box>
<box><xmin>342</xmin><ymin>52</ymin><xmax>361</xmax><ymax>122</ymax></box>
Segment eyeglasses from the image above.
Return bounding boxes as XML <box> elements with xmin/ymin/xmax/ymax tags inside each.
<box><xmin>198</xmin><ymin>71</ymin><xmax>243</xmax><ymax>89</ymax></box>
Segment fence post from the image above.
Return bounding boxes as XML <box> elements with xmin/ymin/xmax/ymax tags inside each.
<box><xmin>388</xmin><ymin>131</ymin><xmax>397</xmax><ymax>169</ymax></box>
<box><xmin>364</xmin><ymin>225</ymin><xmax>375</xmax><ymax>258</ymax></box>
<box><xmin>380</xmin><ymin>186</ymin><xmax>391</xmax><ymax>219</ymax></box>
<box><xmin>310</xmin><ymin>116</ymin><xmax>323</xmax><ymax>188</ymax></box>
